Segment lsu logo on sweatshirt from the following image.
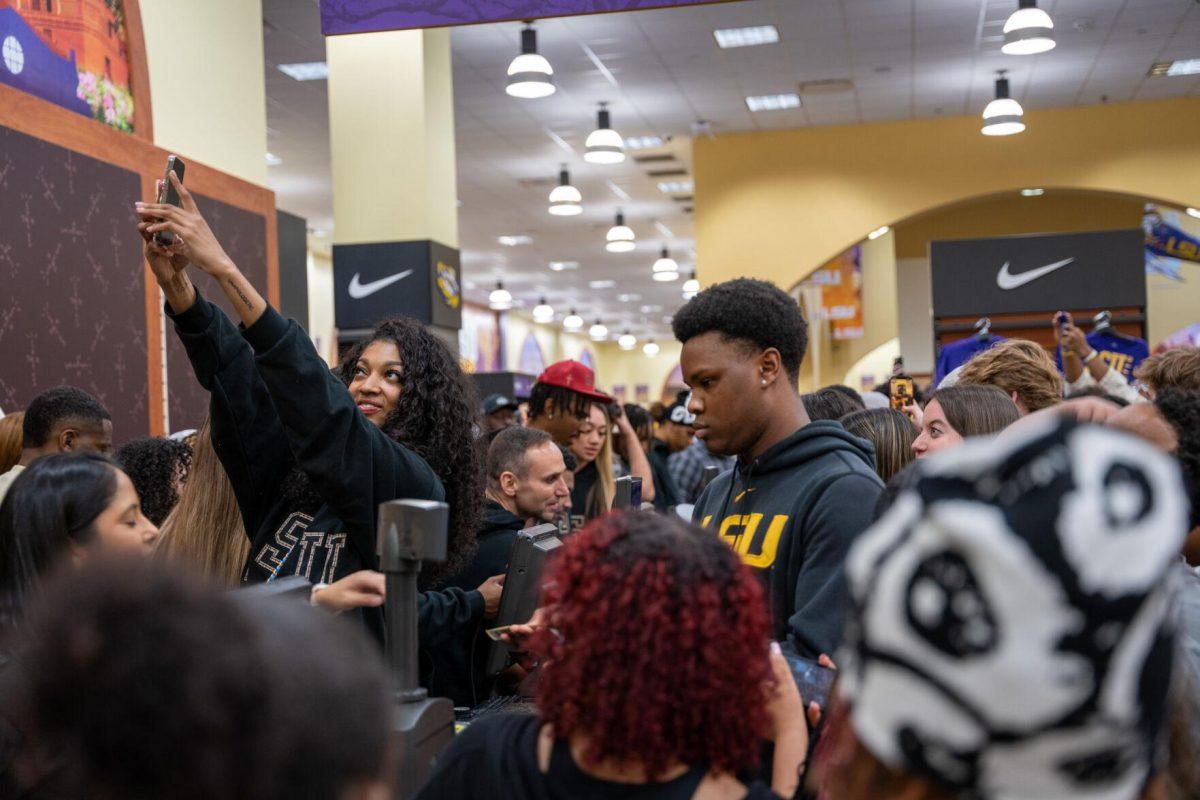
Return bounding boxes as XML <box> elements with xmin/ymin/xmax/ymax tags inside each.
<box><xmin>702</xmin><ymin>512</ymin><xmax>789</xmax><ymax>569</ymax></box>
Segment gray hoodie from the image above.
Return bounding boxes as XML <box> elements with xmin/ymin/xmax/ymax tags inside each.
<box><xmin>693</xmin><ymin>420</ymin><xmax>883</xmax><ymax>658</ymax></box>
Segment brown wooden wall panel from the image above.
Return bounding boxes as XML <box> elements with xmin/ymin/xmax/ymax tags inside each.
<box><xmin>163</xmin><ymin>197</ymin><xmax>269</xmax><ymax>433</ymax></box>
<box><xmin>0</xmin><ymin>125</ymin><xmax>148</xmax><ymax>441</ymax></box>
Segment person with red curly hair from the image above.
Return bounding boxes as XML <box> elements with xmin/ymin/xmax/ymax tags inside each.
<box><xmin>415</xmin><ymin>511</ymin><xmax>811</xmax><ymax>800</ymax></box>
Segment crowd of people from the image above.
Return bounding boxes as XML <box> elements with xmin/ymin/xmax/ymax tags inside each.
<box><xmin>0</xmin><ymin>173</ymin><xmax>1197</xmax><ymax>799</ymax></box>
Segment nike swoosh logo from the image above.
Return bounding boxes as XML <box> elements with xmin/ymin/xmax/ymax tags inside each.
<box><xmin>995</xmin><ymin>258</ymin><xmax>1075</xmax><ymax>290</ymax></box>
<box><xmin>348</xmin><ymin>270</ymin><xmax>413</xmax><ymax>299</ymax></box>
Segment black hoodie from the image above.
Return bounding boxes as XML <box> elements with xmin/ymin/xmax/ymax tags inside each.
<box><xmin>693</xmin><ymin>421</ymin><xmax>883</xmax><ymax>659</ymax></box>
<box><xmin>428</xmin><ymin>500</ymin><xmax>525</xmax><ymax>707</ymax></box>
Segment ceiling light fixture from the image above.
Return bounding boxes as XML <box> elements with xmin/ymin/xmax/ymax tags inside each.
<box><xmin>1149</xmin><ymin>59</ymin><xmax>1200</xmax><ymax>77</ymax></box>
<box><xmin>589</xmin><ymin>319</ymin><xmax>609</xmax><ymax>341</ymax></box>
<box><xmin>981</xmin><ymin>71</ymin><xmax>1025</xmax><ymax>136</ymax></box>
<box><xmin>588</xmin><ymin>279</ymin><xmax>616</xmax><ymax>289</ymax></box>
<box><xmin>682</xmin><ymin>272</ymin><xmax>700</xmax><ymax>299</ymax></box>
<box><xmin>1001</xmin><ymin>0</ymin><xmax>1056</xmax><ymax>56</ymax></box>
<box><xmin>714</xmin><ymin>25</ymin><xmax>780</xmax><ymax>49</ymax></box>
<box><xmin>265</xmin><ymin>152</ymin><xmax>282</xmax><ymax>166</ymax></box>
<box><xmin>488</xmin><ymin>281</ymin><xmax>513</xmax><ymax>310</ymax></box>
<box><xmin>606</xmin><ymin>211</ymin><xmax>636</xmax><ymax>253</ymax></box>
<box><xmin>867</xmin><ymin>225</ymin><xmax>890</xmax><ymax>240</ymax></box>
<box><xmin>1020</xmin><ymin>188</ymin><xmax>1045</xmax><ymax>197</ymax></box>
<box><xmin>532</xmin><ymin>297</ymin><xmax>555</xmax><ymax>323</ymax></box>
<box><xmin>548</xmin><ymin>260</ymin><xmax>578</xmax><ymax>271</ymax></box>
<box><xmin>656</xmin><ymin>180</ymin><xmax>693</xmax><ymax>195</ymax></box>
<box><xmin>1186</xmin><ymin>207</ymin><xmax>1200</xmax><ymax>219</ymax></box>
<box><xmin>277</xmin><ymin>61</ymin><xmax>328</xmax><ymax>81</ymax></box>
<box><xmin>548</xmin><ymin>166</ymin><xmax>583</xmax><ymax>216</ymax></box>
<box><xmin>585</xmin><ymin>102</ymin><xmax>625</xmax><ymax>165</ymax></box>
<box><xmin>506</xmin><ymin>22</ymin><xmax>555</xmax><ymax>99</ymax></box>
<box><xmin>624</xmin><ymin>135</ymin><xmax>664</xmax><ymax>150</ymax></box>
<box><xmin>618</xmin><ymin>331</ymin><xmax>637</xmax><ymax>350</ymax></box>
<box><xmin>498</xmin><ymin>234</ymin><xmax>533</xmax><ymax>247</ymax></box>
<box><xmin>643</xmin><ymin>340</ymin><xmax>660</xmax><ymax>357</ymax></box>
<box><xmin>563</xmin><ymin>308</ymin><xmax>584</xmax><ymax>331</ymax></box>
<box><xmin>652</xmin><ymin>245</ymin><xmax>678</xmax><ymax>275</ymax></box>
<box><xmin>745</xmin><ymin>93</ymin><xmax>800</xmax><ymax>112</ymax></box>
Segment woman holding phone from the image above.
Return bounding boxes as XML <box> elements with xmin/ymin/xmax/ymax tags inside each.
<box><xmin>135</xmin><ymin>173</ymin><xmax>495</xmax><ymax>644</ymax></box>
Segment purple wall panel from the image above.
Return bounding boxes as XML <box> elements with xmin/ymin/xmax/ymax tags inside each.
<box><xmin>321</xmin><ymin>0</ymin><xmax>732</xmax><ymax>34</ymax></box>
<box><xmin>0</xmin><ymin>124</ymin><xmax>148</xmax><ymax>442</ymax></box>
<box><xmin>162</xmin><ymin>197</ymin><xmax>268</xmax><ymax>433</ymax></box>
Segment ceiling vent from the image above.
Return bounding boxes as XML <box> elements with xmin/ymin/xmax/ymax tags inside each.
<box><xmin>632</xmin><ymin>153</ymin><xmax>677</xmax><ymax>164</ymax></box>
<box><xmin>798</xmin><ymin>78</ymin><xmax>855</xmax><ymax>94</ymax></box>
<box><xmin>647</xmin><ymin>168</ymin><xmax>688</xmax><ymax>177</ymax></box>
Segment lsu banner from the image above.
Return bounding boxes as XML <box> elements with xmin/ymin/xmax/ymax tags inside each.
<box><xmin>322</xmin><ymin>0</ymin><xmax>737</xmax><ymax>35</ymax></box>
<box><xmin>800</xmin><ymin>246</ymin><xmax>863</xmax><ymax>341</ymax></box>
<box><xmin>1144</xmin><ymin>206</ymin><xmax>1200</xmax><ymax>282</ymax></box>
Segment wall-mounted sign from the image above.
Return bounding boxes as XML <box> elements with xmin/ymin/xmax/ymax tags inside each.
<box><xmin>930</xmin><ymin>229</ymin><xmax>1145</xmax><ymax>317</ymax></box>
<box><xmin>321</xmin><ymin>0</ymin><xmax>737</xmax><ymax>35</ymax></box>
<box><xmin>334</xmin><ymin>239</ymin><xmax>462</xmax><ymax>333</ymax></box>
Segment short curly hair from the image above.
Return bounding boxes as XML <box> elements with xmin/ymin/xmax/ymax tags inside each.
<box><xmin>956</xmin><ymin>339</ymin><xmax>1063</xmax><ymax>413</ymax></box>
<box><xmin>22</xmin><ymin>386</ymin><xmax>110</xmax><ymax>448</ymax></box>
<box><xmin>337</xmin><ymin>318</ymin><xmax>482</xmax><ymax>580</ymax></box>
<box><xmin>532</xmin><ymin>511</ymin><xmax>773</xmax><ymax>780</ymax></box>
<box><xmin>114</xmin><ymin>437</ymin><xmax>193</xmax><ymax>526</ymax></box>
<box><xmin>672</xmin><ymin>278</ymin><xmax>808</xmax><ymax>381</ymax></box>
<box><xmin>1155</xmin><ymin>389</ymin><xmax>1200</xmax><ymax>529</ymax></box>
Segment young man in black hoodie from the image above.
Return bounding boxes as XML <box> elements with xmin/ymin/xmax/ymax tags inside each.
<box><xmin>673</xmin><ymin>278</ymin><xmax>883</xmax><ymax>659</ymax></box>
<box><xmin>433</xmin><ymin>426</ymin><xmax>569</xmax><ymax>705</ymax></box>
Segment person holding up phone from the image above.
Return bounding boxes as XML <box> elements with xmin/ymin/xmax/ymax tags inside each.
<box><xmin>135</xmin><ymin>172</ymin><xmax>494</xmax><ymax>648</ymax></box>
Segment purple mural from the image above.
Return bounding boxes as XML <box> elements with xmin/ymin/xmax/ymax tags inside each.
<box><xmin>321</xmin><ymin>0</ymin><xmax>734</xmax><ymax>35</ymax></box>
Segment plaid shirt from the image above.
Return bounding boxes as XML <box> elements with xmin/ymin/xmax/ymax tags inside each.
<box><xmin>668</xmin><ymin>438</ymin><xmax>734</xmax><ymax>504</ymax></box>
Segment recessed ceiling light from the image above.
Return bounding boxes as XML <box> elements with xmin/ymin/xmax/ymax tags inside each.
<box><xmin>714</xmin><ymin>25</ymin><xmax>779</xmax><ymax>49</ymax></box>
<box><xmin>548</xmin><ymin>260</ymin><xmax>579</xmax><ymax>271</ymax></box>
<box><xmin>640</xmin><ymin>304</ymin><xmax>663</xmax><ymax>313</ymax></box>
<box><xmin>265</xmin><ymin>152</ymin><xmax>282</xmax><ymax>166</ymax></box>
<box><xmin>277</xmin><ymin>61</ymin><xmax>329</xmax><ymax>81</ymax></box>
<box><xmin>656</xmin><ymin>180</ymin><xmax>693</xmax><ymax>195</ymax></box>
<box><xmin>617</xmin><ymin>293</ymin><xmax>641</xmax><ymax>302</ymax></box>
<box><xmin>1148</xmin><ymin>58</ymin><xmax>1200</xmax><ymax>77</ymax></box>
<box><xmin>589</xmin><ymin>279</ymin><xmax>616</xmax><ymax>289</ymax></box>
<box><xmin>1187</xmin><ymin>207</ymin><xmax>1200</xmax><ymax>219</ymax></box>
<box><xmin>745</xmin><ymin>93</ymin><xmax>800</xmax><ymax>112</ymax></box>
<box><xmin>498</xmin><ymin>235</ymin><xmax>533</xmax><ymax>247</ymax></box>
<box><xmin>624</xmin><ymin>135</ymin><xmax>664</xmax><ymax>150</ymax></box>
<box><xmin>867</xmin><ymin>226</ymin><xmax>890</xmax><ymax>240</ymax></box>
<box><xmin>654</xmin><ymin>221</ymin><xmax>674</xmax><ymax>239</ymax></box>
<box><xmin>1020</xmin><ymin>188</ymin><xmax>1045</xmax><ymax>197</ymax></box>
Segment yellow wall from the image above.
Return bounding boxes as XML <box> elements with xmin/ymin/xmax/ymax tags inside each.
<box><xmin>141</xmin><ymin>0</ymin><xmax>268</xmax><ymax>185</ymax></box>
<box><xmin>306</xmin><ymin>236</ymin><xmax>336</xmax><ymax>365</ymax></box>
<box><xmin>592</xmin><ymin>340</ymin><xmax>684</xmax><ymax>405</ymax></box>
<box><xmin>503</xmin><ymin>315</ymin><xmax>564</xmax><ymax>372</ymax></box>
<box><xmin>327</xmin><ymin>29</ymin><xmax>458</xmax><ymax>246</ymax></box>
<box><xmin>694</xmin><ymin>98</ymin><xmax>1200</xmax><ymax>290</ymax></box>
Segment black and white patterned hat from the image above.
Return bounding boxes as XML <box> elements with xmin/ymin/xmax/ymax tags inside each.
<box><xmin>839</xmin><ymin>419</ymin><xmax>1189</xmax><ymax>800</ymax></box>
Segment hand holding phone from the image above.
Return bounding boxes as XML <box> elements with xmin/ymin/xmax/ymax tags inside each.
<box><xmin>153</xmin><ymin>155</ymin><xmax>186</xmax><ymax>248</ymax></box>
<box><xmin>889</xmin><ymin>376</ymin><xmax>914</xmax><ymax>412</ymax></box>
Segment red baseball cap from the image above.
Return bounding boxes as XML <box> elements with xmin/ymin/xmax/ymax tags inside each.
<box><xmin>536</xmin><ymin>360</ymin><xmax>613</xmax><ymax>403</ymax></box>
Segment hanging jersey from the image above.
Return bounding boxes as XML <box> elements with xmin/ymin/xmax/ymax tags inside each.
<box><xmin>935</xmin><ymin>335</ymin><xmax>1005</xmax><ymax>385</ymax></box>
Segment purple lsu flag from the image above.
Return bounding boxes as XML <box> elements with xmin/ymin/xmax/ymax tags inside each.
<box><xmin>321</xmin><ymin>0</ymin><xmax>739</xmax><ymax>35</ymax></box>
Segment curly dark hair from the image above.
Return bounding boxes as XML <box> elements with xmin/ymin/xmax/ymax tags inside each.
<box><xmin>532</xmin><ymin>511</ymin><xmax>773</xmax><ymax>780</ymax></box>
<box><xmin>114</xmin><ymin>437</ymin><xmax>193</xmax><ymax>526</ymax></box>
<box><xmin>23</xmin><ymin>558</ymin><xmax>391</xmax><ymax>800</ymax></box>
<box><xmin>527</xmin><ymin>382</ymin><xmax>591</xmax><ymax>422</ymax></box>
<box><xmin>672</xmin><ymin>277</ymin><xmax>808</xmax><ymax>381</ymax></box>
<box><xmin>337</xmin><ymin>319</ymin><xmax>482</xmax><ymax>579</ymax></box>
<box><xmin>1156</xmin><ymin>389</ymin><xmax>1200</xmax><ymax>529</ymax></box>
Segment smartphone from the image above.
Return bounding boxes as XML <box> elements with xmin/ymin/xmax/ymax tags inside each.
<box><xmin>889</xmin><ymin>376</ymin><xmax>914</xmax><ymax>412</ymax></box>
<box><xmin>1054</xmin><ymin>311</ymin><xmax>1070</xmax><ymax>332</ymax></box>
<box><xmin>630</xmin><ymin>475</ymin><xmax>642</xmax><ymax>508</ymax></box>
<box><xmin>782</xmin><ymin>650</ymin><xmax>837</xmax><ymax>711</ymax></box>
<box><xmin>153</xmin><ymin>154</ymin><xmax>186</xmax><ymax>247</ymax></box>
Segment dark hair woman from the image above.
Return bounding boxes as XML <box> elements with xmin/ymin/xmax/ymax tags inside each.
<box><xmin>416</xmin><ymin>512</ymin><xmax>811</xmax><ymax>800</ymax></box>
<box><xmin>840</xmin><ymin>408</ymin><xmax>917</xmax><ymax>484</ymax></box>
<box><xmin>0</xmin><ymin>453</ymin><xmax>159</xmax><ymax>633</ymax></box>
<box><xmin>911</xmin><ymin>384</ymin><xmax>1020</xmax><ymax>459</ymax></box>
<box><xmin>136</xmin><ymin>174</ymin><xmax>488</xmax><ymax>646</ymax></box>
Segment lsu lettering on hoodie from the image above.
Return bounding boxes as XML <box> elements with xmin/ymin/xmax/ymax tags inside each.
<box><xmin>693</xmin><ymin>421</ymin><xmax>883</xmax><ymax>658</ymax></box>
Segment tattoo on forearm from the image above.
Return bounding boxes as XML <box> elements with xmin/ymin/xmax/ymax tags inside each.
<box><xmin>226</xmin><ymin>278</ymin><xmax>255</xmax><ymax>312</ymax></box>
